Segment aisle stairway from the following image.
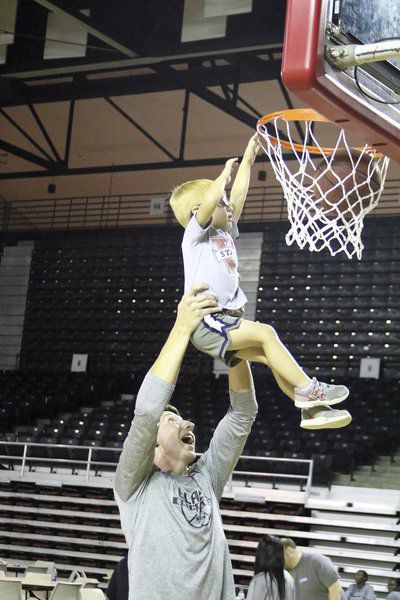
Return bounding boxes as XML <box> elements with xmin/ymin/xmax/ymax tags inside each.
<box><xmin>0</xmin><ymin>242</ymin><xmax>33</xmax><ymax>370</ymax></box>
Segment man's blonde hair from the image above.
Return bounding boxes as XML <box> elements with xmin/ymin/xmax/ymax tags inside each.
<box><xmin>169</xmin><ymin>179</ymin><xmax>213</xmax><ymax>227</ymax></box>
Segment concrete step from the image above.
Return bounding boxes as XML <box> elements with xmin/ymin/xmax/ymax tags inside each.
<box><xmin>358</xmin><ymin>464</ymin><xmax>400</xmax><ymax>474</ymax></box>
<box><xmin>0</xmin><ymin>285</ymin><xmax>29</xmax><ymax>296</ymax></box>
<box><xmin>334</xmin><ymin>470</ymin><xmax>400</xmax><ymax>488</ymax></box>
<box><xmin>0</xmin><ymin>275</ymin><xmax>30</xmax><ymax>286</ymax></box>
<box><xmin>0</xmin><ymin>265</ymin><xmax>31</xmax><ymax>277</ymax></box>
<box><xmin>375</xmin><ymin>456</ymin><xmax>400</xmax><ymax>465</ymax></box>
<box><xmin>0</xmin><ymin>356</ymin><xmax>18</xmax><ymax>369</ymax></box>
<box><xmin>0</xmin><ymin>296</ymin><xmax>26</xmax><ymax>307</ymax></box>
<box><xmin>1</xmin><ymin>256</ymin><xmax>31</xmax><ymax>266</ymax></box>
<box><xmin>354</xmin><ymin>470</ymin><xmax>400</xmax><ymax>480</ymax></box>
<box><xmin>0</xmin><ymin>315</ymin><xmax>25</xmax><ymax>327</ymax></box>
<box><xmin>2</xmin><ymin>246</ymin><xmax>33</xmax><ymax>257</ymax></box>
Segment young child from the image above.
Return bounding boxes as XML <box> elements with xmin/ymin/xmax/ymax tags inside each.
<box><xmin>170</xmin><ymin>133</ymin><xmax>352</xmax><ymax>430</ymax></box>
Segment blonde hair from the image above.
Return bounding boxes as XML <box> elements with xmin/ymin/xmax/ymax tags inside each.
<box><xmin>169</xmin><ymin>179</ymin><xmax>213</xmax><ymax>227</ymax></box>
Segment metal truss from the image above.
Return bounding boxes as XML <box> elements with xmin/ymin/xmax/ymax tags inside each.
<box><xmin>0</xmin><ymin>47</ymin><xmax>284</xmax><ymax>179</ymax></box>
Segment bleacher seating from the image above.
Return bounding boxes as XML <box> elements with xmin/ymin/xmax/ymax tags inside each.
<box><xmin>257</xmin><ymin>217</ymin><xmax>400</xmax><ymax>380</ymax></box>
<box><xmin>19</xmin><ymin>227</ymin><xmax>208</xmax><ymax>373</ymax></box>
<box><xmin>0</xmin><ymin>217</ymin><xmax>399</xmax><ymax>597</ymax></box>
<box><xmin>0</xmin><ymin>481</ymin><xmax>397</xmax><ymax>598</ymax></box>
<box><xmin>8</xmin><ymin>216</ymin><xmax>396</xmax><ymax>378</ymax></box>
<box><xmin>0</xmin><ymin>369</ymin><xmax>398</xmax><ymax>488</ymax></box>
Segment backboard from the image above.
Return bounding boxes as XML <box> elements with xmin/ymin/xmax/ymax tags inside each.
<box><xmin>281</xmin><ymin>0</ymin><xmax>400</xmax><ymax>163</ymax></box>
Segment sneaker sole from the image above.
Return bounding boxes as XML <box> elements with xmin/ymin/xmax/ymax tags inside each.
<box><xmin>300</xmin><ymin>412</ymin><xmax>352</xmax><ymax>430</ymax></box>
<box><xmin>294</xmin><ymin>390</ymin><xmax>349</xmax><ymax>409</ymax></box>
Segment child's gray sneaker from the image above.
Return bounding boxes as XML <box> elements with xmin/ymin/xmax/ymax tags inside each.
<box><xmin>295</xmin><ymin>377</ymin><xmax>349</xmax><ymax>408</ymax></box>
<box><xmin>300</xmin><ymin>406</ymin><xmax>352</xmax><ymax>430</ymax></box>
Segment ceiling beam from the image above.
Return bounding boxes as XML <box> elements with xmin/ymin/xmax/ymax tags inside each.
<box><xmin>0</xmin><ymin>139</ymin><xmax>55</xmax><ymax>170</ymax></box>
<box><xmin>0</xmin><ymin>108</ymin><xmax>55</xmax><ymax>162</ymax></box>
<box><xmin>2</xmin><ymin>44</ymin><xmax>282</xmax><ymax>80</ymax></box>
<box><xmin>154</xmin><ymin>63</ymin><xmax>257</xmax><ymax>129</ymax></box>
<box><xmin>0</xmin><ymin>154</ymin><xmax>270</xmax><ymax>180</ymax></box>
<box><xmin>32</xmin><ymin>0</ymin><xmax>137</xmax><ymax>58</ymax></box>
<box><xmin>0</xmin><ymin>54</ymin><xmax>282</xmax><ymax>107</ymax></box>
<box><xmin>105</xmin><ymin>98</ymin><xmax>176</xmax><ymax>160</ymax></box>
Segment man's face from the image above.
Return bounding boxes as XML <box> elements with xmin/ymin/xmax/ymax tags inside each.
<box><xmin>211</xmin><ymin>198</ymin><xmax>233</xmax><ymax>231</ymax></box>
<box><xmin>155</xmin><ymin>411</ymin><xmax>196</xmax><ymax>472</ymax></box>
<box><xmin>355</xmin><ymin>571</ymin><xmax>367</xmax><ymax>585</ymax></box>
<box><xmin>388</xmin><ymin>579</ymin><xmax>399</xmax><ymax>593</ymax></box>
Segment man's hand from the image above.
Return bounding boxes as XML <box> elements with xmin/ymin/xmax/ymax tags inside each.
<box><xmin>175</xmin><ymin>284</ymin><xmax>221</xmax><ymax>336</ymax></box>
<box><xmin>151</xmin><ymin>285</ymin><xmax>220</xmax><ymax>383</ymax></box>
<box><xmin>243</xmin><ymin>133</ymin><xmax>261</xmax><ymax>166</ymax></box>
<box><xmin>222</xmin><ymin>157</ymin><xmax>239</xmax><ymax>186</ymax></box>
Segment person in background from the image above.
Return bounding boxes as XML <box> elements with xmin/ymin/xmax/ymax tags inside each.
<box><xmin>282</xmin><ymin>537</ymin><xmax>343</xmax><ymax>600</ymax></box>
<box><xmin>107</xmin><ymin>554</ymin><xmax>128</xmax><ymax>600</ymax></box>
<box><xmin>246</xmin><ymin>535</ymin><xmax>295</xmax><ymax>600</ymax></box>
<box><xmin>387</xmin><ymin>578</ymin><xmax>400</xmax><ymax>599</ymax></box>
<box><xmin>344</xmin><ymin>570</ymin><xmax>376</xmax><ymax>599</ymax></box>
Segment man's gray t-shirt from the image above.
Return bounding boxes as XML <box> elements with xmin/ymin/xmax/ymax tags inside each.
<box><xmin>345</xmin><ymin>582</ymin><xmax>376</xmax><ymax>599</ymax></box>
<box><xmin>114</xmin><ymin>373</ymin><xmax>257</xmax><ymax>600</ymax></box>
<box><xmin>246</xmin><ymin>570</ymin><xmax>295</xmax><ymax>600</ymax></box>
<box><xmin>182</xmin><ymin>214</ymin><xmax>247</xmax><ymax>310</ymax></box>
<box><xmin>290</xmin><ymin>552</ymin><xmax>340</xmax><ymax>600</ymax></box>
<box><xmin>387</xmin><ymin>592</ymin><xmax>400</xmax><ymax>599</ymax></box>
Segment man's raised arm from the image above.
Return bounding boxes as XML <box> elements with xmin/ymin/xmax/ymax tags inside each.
<box><xmin>114</xmin><ymin>286</ymin><xmax>220</xmax><ymax>502</ymax></box>
<box><xmin>198</xmin><ymin>360</ymin><xmax>258</xmax><ymax>500</ymax></box>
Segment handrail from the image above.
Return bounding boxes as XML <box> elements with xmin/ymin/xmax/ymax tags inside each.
<box><xmin>1</xmin><ymin>186</ymin><xmax>287</xmax><ymax>232</ymax></box>
<box><xmin>2</xmin><ymin>181</ymin><xmax>399</xmax><ymax>233</ymax></box>
<box><xmin>0</xmin><ymin>441</ymin><xmax>314</xmax><ymax>497</ymax></box>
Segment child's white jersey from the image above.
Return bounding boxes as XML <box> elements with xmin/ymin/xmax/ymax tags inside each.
<box><xmin>182</xmin><ymin>214</ymin><xmax>247</xmax><ymax>310</ymax></box>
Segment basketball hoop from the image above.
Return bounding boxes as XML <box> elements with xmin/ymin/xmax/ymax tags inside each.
<box><xmin>256</xmin><ymin>108</ymin><xmax>390</xmax><ymax>259</ymax></box>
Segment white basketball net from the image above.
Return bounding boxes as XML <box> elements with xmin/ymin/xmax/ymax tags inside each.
<box><xmin>257</xmin><ymin>115</ymin><xmax>390</xmax><ymax>259</ymax></box>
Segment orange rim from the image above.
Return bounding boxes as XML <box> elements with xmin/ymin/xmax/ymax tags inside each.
<box><xmin>257</xmin><ymin>108</ymin><xmax>383</xmax><ymax>157</ymax></box>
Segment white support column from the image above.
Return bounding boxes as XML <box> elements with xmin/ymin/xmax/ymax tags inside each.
<box><xmin>213</xmin><ymin>231</ymin><xmax>263</xmax><ymax>377</ymax></box>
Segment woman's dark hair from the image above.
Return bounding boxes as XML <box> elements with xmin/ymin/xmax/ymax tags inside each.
<box><xmin>254</xmin><ymin>534</ymin><xmax>286</xmax><ymax>600</ymax></box>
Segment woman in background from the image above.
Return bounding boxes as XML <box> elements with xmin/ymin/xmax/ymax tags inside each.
<box><xmin>247</xmin><ymin>535</ymin><xmax>295</xmax><ymax>600</ymax></box>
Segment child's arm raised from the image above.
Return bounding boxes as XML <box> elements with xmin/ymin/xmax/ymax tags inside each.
<box><xmin>195</xmin><ymin>158</ymin><xmax>238</xmax><ymax>227</ymax></box>
<box><xmin>230</xmin><ymin>133</ymin><xmax>260</xmax><ymax>222</ymax></box>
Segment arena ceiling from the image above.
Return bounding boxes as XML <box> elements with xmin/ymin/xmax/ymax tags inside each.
<box><xmin>0</xmin><ymin>0</ymin><xmax>399</xmax><ymax>212</ymax></box>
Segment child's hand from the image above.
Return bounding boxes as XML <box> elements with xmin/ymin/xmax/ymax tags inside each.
<box><xmin>222</xmin><ymin>158</ymin><xmax>239</xmax><ymax>185</ymax></box>
<box><xmin>244</xmin><ymin>133</ymin><xmax>261</xmax><ymax>165</ymax></box>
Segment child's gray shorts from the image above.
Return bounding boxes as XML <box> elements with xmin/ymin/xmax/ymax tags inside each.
<box><xmin>190</xmin><ymin>311</ymin><xmax>243</xmax><ymax>367</ymax></box>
